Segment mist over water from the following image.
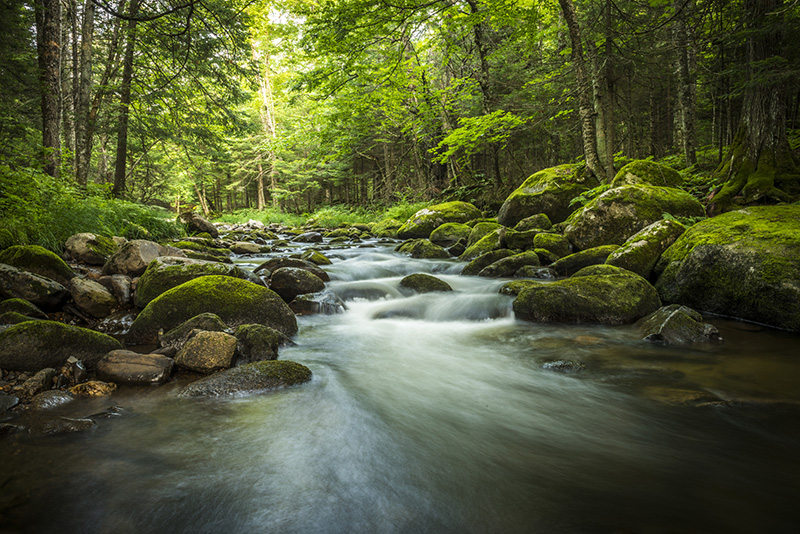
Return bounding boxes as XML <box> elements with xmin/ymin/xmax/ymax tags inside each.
<box><xmin>2</xmin><ymin>240</ymin><xmax>800</xmax><ymax>533</ymax></box>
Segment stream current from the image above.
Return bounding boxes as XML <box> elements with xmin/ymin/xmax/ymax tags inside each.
<box><xmin>1</xmin><ymin>238</ymin><xmax>800</xmax><ymax>533</ymax></box>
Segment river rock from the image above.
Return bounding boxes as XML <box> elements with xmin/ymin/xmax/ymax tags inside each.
<box><xmin>158</xmin><ymin>313</ymin><xmax>230</xmax><ymax>350</ymax></box>
<box><xmin>230</xmin><ymin>241</ymin><xmax>261</xmax><ymax>254</ymax></box>
<box><xmin>373</xmin><ymin>218</ymin><xmax>403</xmax><ymax>238</ymax></box>
<box><xmin>397</xmin><ymin>201</ymin><xmax>482</xmax><ymax>239</ymax></box>
<box><xmin>19</xmin><ymin>368</ymin><xmax>57</xmax><ymax>397</ymax></box>
<box><xmin>178</xmin><ymin>212</ymin><xmax>219</xmax><ymax>238</ymax></box>
<box><xmin>0</xmin><ymin>320</ymin><xmax>121</xmax><ymax>372</ymax></box>
<box><xmin>0</xmin><ymin>298</ymin><xmax>48</xmax><ymax>319</ymax></box>
<box><xmin>174</xmin><ymin>331</ymin><xmax>237</xmax><ymax>374</ymax></box>
<box><xmin>179</xmin><ymin>360</ymin><xmax>312</xmax><ymax>397</ymax></box>
<box><xmin>504</xmin><ymin>229</ymin><xmax>539</xmax><ymax>251</ymax></box>
<box><xmin>269</xmin><ymin>267</ymin><xmax>326</xmax><ymax>303</ymax></box>
<box><xmin>35</xmin><ymin>417</ymin><xmax>96</xmax><ymax>435</ymax></box>
<box><xmin>515</xmin><ymin>265</ymin><xmax>557</xmax><ymax>279</ymax></box>
<box><xmin>396</xmin><ymin>239</ymin><xmax>450</xmax><ymax>259</ymax></box>
<box><xmin>0</xmin><ymin>263</ymin><xmax>68</xmax><ymax>309</ymax></box>
<box><xmin>478</xmin><ymin>251</ymin><xmax>541</xmax><ymax>278</ymax></box>
<box><xmin>69</xmin><ymin>277</ymin><xmax>118</xmax><ymax>318</ymax></box>
<box><xmin>654</xmin><ymin>205</ymin><xmax>800</xmax><ymax>331</ymax></box>
<box><xmin>399</xmin><ymin>273</ymin><xmax>453</xmax><ymax>293</ymax></box>
<box><xmin>126</xmin><ymin>276</ymin><xmax>297</xmax><ymax>345</ymax></box>
<box><xmin>108</xmin><ymin>274</ymin><xmax>132</xmax><ymax>306</ymax></box>
<box><xmin>461</xmin><ymin>249</ymin><xmax>515</xmax><ymax>276</ymax></box>
<box><xmin>28</xmin><ymin>389</ymin><xmax>74</xmax><ymax>411</ymax></box>
<box><xmin>549</xmin><ymin>245</ymin><xmax>620</xmax><ymax>276</ymax></box>
<box><xmin>498</xmin><ymin>164</ymin><xmax>599</xmax><ymax>226</ymax></box>
<box><xmin>254</xmin><ymin>257</ymin><xmax>330</xmax><ymax>281</ymax></box>
<box><xmin>637</xmin><ymin>304</ymin><xmax>722</xmax><ymax>345</ymax></box>
<box><xmin>102</xmin><ymin>239</ymin><xmax>185</xmax><ymax>277</ymax></box>
<box><xmin>289</xmin><ymin>291</ymin><xmax>346</xmax><ymax>315</ymax></box>
<box><xmin>513</xmin><ymin>213</ymin><xmax>553</xmax><ymax>231</ymax></box>
<box><xmin>0</xmin><ymin>310</ymin><xmax>42</xmax><ymax>325</ymax></box>
<box><xmin>610</xmin><ymin>160</ymin><xmax>683</xmax><ymax>188</ymax></box>
<box><xmin>513</xmin><ymin>264</ymin><xmax>661</xmax><ymax>325</ymax></box>
<box><xmin>135</xmin><ymin>256</ymin><xmax>256</xmax><ymax>308</ymax></box>
<box><xmin>460</xmin><ymin>229</ymin><xmax>506</xmax><ymax>261</ymax></box>
<box><xmin>466</xmin><ymin>222</ymin><xmax>502</xmax><ymax>248</ymax></box>
<box><xmin>0</xmin><ymin>245</ymin><xmax>76</xmax><ymax>285</ymax></box>
<box><xmin>0</xmin><ymin>393</ymin><xmax>20</xmax><ymax>413</ymax></box>
<box><xmin>64</xmin><ymin>233</ymin><xmax>119</xmax><ymax>265</ymax></box>
<box><xmin>69</xmin><ymin>380</ymin><xmax>117</xmax><ymax>397</ymax></box>
<box><xmin>292</xmin><ymin>232</ymin><xmax>324</xmax><ymax>243</ymax></box>
<box><xmin>300</xmin><ymin>249</ymin><xmax>333</xmax><ymax>265</ymax></box>
<box><xmin>234</xmin><ymin>324</ymin><xmax>293</xmax><ymax>364</ymax></box>
<box><xmin>563</xmin><ymin>184</ymin><xmax>704</xmax><ymax>251</ymax></box>
<box><xmin>97</xmin><ymin>350</ymin><xmax>174</xmax><ymax>385</ymax></box>
<box><xmin>430</xmin><ymin>222</ymin><xmax>472</xmax><ymax>247</ymax></box>
<box><xmin>532</xmin><ymin>233</ymin><xmax>571</xmax><ymax>258</ymax></box>
<box><xmin>605</xmin><ymin>219</ymin><xmax>686</xmax><ymax>279</ymax></box>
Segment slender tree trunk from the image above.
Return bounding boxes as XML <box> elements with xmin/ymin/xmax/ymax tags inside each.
<box><xmin>75</xmin><ymin>0</ymin><xmax>95</xmax><ymax>186</ymax></box>
<box><xmin>256</xmin><ymin>159</ymin><xmax>266</xmax><ymax>210</ymax></box>
<box><xmin>674</xmin><ymin>0</ymin><xmax>697</xmax><ymax>167</ymax></box>
<box><xmin>254</xmin><ymin>44</ymin><xmax>279</xmax><ymax>208</ymax></box>
<box><xmin>61</xmin><ymin>1</ymin><xmax>76</xmax><ymax>173</ymax></box>
<box><xmin>112</xmin><ymin>0</ymin><xmax>140</xmax><ymax>198</ymax></box>
<box><xmin>35</xmin><ymin>0</ymin><xmax>62</xmax><ymax>178</ymax></box>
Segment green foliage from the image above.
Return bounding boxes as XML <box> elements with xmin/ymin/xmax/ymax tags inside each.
<box><xmin>432</xmin><ymin>111</ymin><xmax>528</xmax><ymax>165</ymax></box>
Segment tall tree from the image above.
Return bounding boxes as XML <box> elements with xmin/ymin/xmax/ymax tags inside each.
<box><xmin>34</xmin><ymin>0</ymin><xmax>62</xmax><ymax>178</ymax></box>
<box><xmin>112</xmin><ymin>0</ymin><xmax>140</xmax><ymax>198</ymax></box>
<box><xmin>75</xmin><ymin>0</ymin><xmax>96</xmax><ymax>186</ymax></box>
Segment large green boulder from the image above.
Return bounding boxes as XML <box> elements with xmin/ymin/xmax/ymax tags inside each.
<box><xmin>466</xmin><ymin>222</ymin><xmax>502</xmax><ymax>247</ymax></box>
<box><xmin>399</xmin><ymin>273</ymin><xmax>453</xmax><ymax>293</ymax></box>
<box><xmin>179</xmin><ymin>360</ymin><xmax>312</xmax><ymax>397</ymax></box>
<box><xmin>126</xmin><ymin>276</ymin><xmax>297</xmax><ymax>345</ymax></box>
<box><xmin>563</xmin><ymin>185</ymin><xmax>704</xmax><ymax>250</ymax></box>
<box><xmin>0</xmin><ymin>245</ymin><xmax>76</xmax><ymax>286</ymax></box>
<box><xmin>460</xmin><ymin>228</ymin><xmax>506</xmax><ymax>261</ymax></box>
<box><xmin>498</xmin><ymin>164</ymin><xmax>599</xmax><ymax>226</ymax></box>
<box><xmin>478</xmin><ymin>251</ymin><xmax>541</xmax><ymax>278</ymax></box>
<box><xmin>513</xmin><ymin>265</ymin><xmax>661</xmax><ymax>325</ymax></box>
<box><xmin>605</xmin><ymin>219</ymin><xmax>686</xmax><ymax>279</ymax></box>
<box><xmin>0</xmin><ymin>320</ymin><xmax>121</xmax><ymax>372</ymax></box>
<box><xmin>429</xmin><ymin>222</ymin><xmax>472</xmax><ymax>247</ymax></box>
<box><xmin>653</xmin><ymin>205</ymin><xmax>800</xmax><ymax>331</ymax></box>
<box><xmin>611</xmin><ymin>160</ymin><xmax>683</xmax><ymax>188</ymax></box>
<box><xmin>460</xmin><ymin>249</ymin><xmax>515</xmax><ymax>276</ymax></box>
<box><xmin>549</xmin><ymin>245</ymin><xmax>620</xmax><ymax>276</ymax></box>
<box><xmin>135</xmin><ymin>256</ymin><xmax>255</xmax><ymax>308</ymax></box>
<box><xmin>396</xmin><ymin>239</ymin><xmax>450</xmax><ymax>259</ymax></box>
<box><xmin>397</xmin><ymin>201</ymin><xmax>482</xmax><ymax>239</ymax></box>
<box><xmin>373</xmin><ymin>218</ymin><xmax>403</xmax><ymax>238</ymax></box>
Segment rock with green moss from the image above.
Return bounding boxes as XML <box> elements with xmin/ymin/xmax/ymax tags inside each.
<box><xmin>430</xmin><ymin>222</ymin><xmax>472</xmax><ymax>247</ymax></box>
<box><xmin>532</xmin><ymin>233</ymin><xmax>571</xmax><ymax>258</ymax></box>
<box><xmin>478</xmin><ymin>251</ymin><xmax>541</xmax><ymax>278</ymax></box>
<box><xmin>549</xmin><ymin>245</ymin><xmax>620</xmax><ymax>276</ymax></box>
<box><xmin>513</xmin><ymin>265</ymin><xmax>661</xmax><ymax>324</ymax></box>
<box><xmin>611</xmin><ymin>160</ymin><xmax>683</xmax><ymax>188</ymax></box>
<box><xmin>397</xmin><ymin>201</ymin><xmax>482</xmax><ymax>239</ymax></box>
<box><xmin>498</xmin><ymin>164</ymin><xmax>599</xmax><ymax>226</ymax></box>
<box><xmin>563</xmin><ymin>185</ymin><xmax>704</xmax><ymax>251</ymax></box>
<box><xmin>175</xmin><ymin>330</ymin><xmax>238</xmax><ymax>374</ymax></box>
<box><xmin>0</xmin><ymin>311</ymin><xmax>43</xmax><ymax>324</ymax></box>
<box><xmin>0</xmin><ymin>245</ymin><xmax>76</xmax><ymax>286</ymax></box>
<box><xmin>373</xmin><ymin>218</ymin><xmax>403</xmax><ymax>238</ymax></box>
<box><xmin>178</xmin><ymin>212</ymin><xmax>219</xmax><ymax>238</ymax></box>
<box><xmin>0</xmin><ymin>298</ymin><xmax>47</xmax><ymax>319</ymax></box>
<box><xmin>172</xmin><ymin>240</ymin><xmax>231</xmax><ymax>261</ymax></box>
<box><xmin>234</xmin><ymin>324</ymin><xmax>292</xmax><ymax>363</ymax></box>
<box><xmin>178</xmin><ymin>360</ymin><xmax>312</xmax><ymax>397</ymax></box>
<box><xmin>103</xmin><ymin>240</ymin><xmax>186</xmax><ymax>277</ymax></box>
<box><xmin>499</xmin><ymin>279</ymin><xmax>541</xmax><ymax>296</ymax></box>
<box><xmin>637</xmin><ymin>304</ymin><xmax>721</xmax><ymax>345</ymax></box>
<box><xmin>254</xmin><ymin>257</ymin><xmax>330</xmax><ymax>281</ymax></box>
<box><xmin>504</xmin><ymin>229</ymin><xmax>539</xmax><ymax>251</ymax></box>
<box><xmin>460</xmin><ymin>229</ymin><xmax>508</xmax><ymax>261</ymax></box>
<box><xmin>466</xmin><ymin>222</ymin><xmax>502</xmax><ymax>247</ymax></box>
<box><xmin>0</xmin><ymin>320</ymin><xmax>121</xmax><ymax>372</ymax></box>
<box><xmin>653</xmin><ymin>205</ymin><xmax>800</xmax><ymax>331</ymax></box>
<box><xmin>0</xmin><ymin>263</ymin><xmax>68</xmax><ymax>309</ymax></box>
<box><xmin>64</xmin><ymin>233</ymin><xmax>119</xmax><ymax>265</ymax></box>
<box><xmin>158</xmin><ymin>312</ymin><xmax>230</xmax><ymax>350</ymax></box>
<box><xmin>135</xmin><ymin>257</ymin><xmax>255</xmax><ymax>308</ymax></box>
<box><xmin>515</xmin><ymin>265</ymin><xmax>557</xmax><ymax>279</ymax></box>
<box><xmin>513</xmin><ymin>213</ymin><xmax>553</xmax><ymax>231</ymax></box>
<box><xmin>69</xmin><ymin>277</ymin><xmax>118</xmax><ymax>318</ymax></box>
<box><xmin>230</xmin><ymin>241</ymin><xmax>261</xmax><ymax>254</ymax></box>
<box><xmin>269</xmin><ymin>267</ymin><xmax>326</xmax><ymax>302</ymax></box>
<box><xmin>300</xmin><ymin>249</ymin><xmax>333</xmax><ymax>265</ymax></box>
<box><xmin>126</xmin><ymin>276</ymin><xmax>297</xmax><ymax>345</ymax></box>
<box><xmin>399</xmin><ymin>273</ymin><xmax>453</xmax><ymax>293</ymax></box>
<box><xmin>396</xmin><ymin>239</ymin><xmax>450</xmax><ymax>259</ymax></box>
<box><xmin>460</xmin><ymin>249</ymin><xmax>515</xmax><ymax>276</ymax></box>
<box><xmin>605</xmin><ymin>219</ymin><xmax>686</xmax><ymax>279</ymax></box>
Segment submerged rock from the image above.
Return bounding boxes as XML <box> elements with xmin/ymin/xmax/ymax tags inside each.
<box><xmin>178</xmin><ymin>360</ymin><xmax>312</xmax><ymax>397</ymax></box>
<box><xmin>637</xmin><ymin>304</ymin><xmax>722</xmax><ymax>345</ymax></box>
<box><xmin>399</xmin><ymin>273</ymin><xmax>453</xmax><ymax>293</ymax></box>
<box><xmin>396</xmin><ymin>239</ymin><xmax>450</xmax><ymax>259</ymax></box>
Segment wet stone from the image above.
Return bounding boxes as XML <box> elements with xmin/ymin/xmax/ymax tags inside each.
<box><xmin>28</xmin><ymin>389</ymin><xmax>74</xmax><ymax>411</ymax></box>
<box><xmin>0</xmin><ymin>392</ymin><xmax>19</xmax><ymax>412</ymax></box>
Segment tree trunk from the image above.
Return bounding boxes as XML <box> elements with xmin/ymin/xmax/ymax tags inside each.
<box><xmin>61</xmin><ymin>0</ymin><xmax>76</xmax><ymax>174</ymax></box>
<box><xmin>112</xmin><ymin>0</ymin><xmax>140</xmax><ymax>198</ymax></box>
<box><xmin>75</xmin><ymin>0</ymin><xmax>95</xmax><ymax>186</ymax></box>
<box><xmin>256</xmin><ymin>159</ymin><xmax>266</xmax><ymax>211</ymax></box>
<box><xmin>708</xmin><ymin>0</ymin><xmax>798</xmax><ymax>215</ymax></box>
<box><xmin>558</xmin><ymin>0</ymin><xmax>605</xmax><ymax>181</ymax></box>
<box><xmin>254</xmin><ymin>43</ymin><xmax>279</xmax><ymax>207</ymax></box>
<box><xmin>674</xmin><ymin>0</ymin><xmax>697</xmax><ymax>167</ymax></box>
<box><xmin>35</xmin><ymin>0</ymin><xmax>62</xmax><ymax>178</ymax></box>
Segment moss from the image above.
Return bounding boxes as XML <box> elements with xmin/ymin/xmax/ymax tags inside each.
<box><xmin>135</xmin><ymin>260</ymin><xmax>250</xmax><ymax>308</ymax></box>
<box><xmin>397</xmin><ymin>201</ymin><xmax>482</xmax><ymax>239</ymax></box>
<box><xmin>513</xmin><ymin>213</ymin><xmax>553</xmax><ymax>231</ymax></box>
<box><xmin>532</xmin><ymin>233</ymin><xmax>571</xmax><ymax>258</ymax></box>
<box><xmin>159</xmin><ymin>312</ymin><xmax>230</xmax><ymax>348</ymax></box>
<box><xmin>478</xmin><ymin>251</ymin><xmax>541</xmax><ymax>278</ymax></box>
<box><xmin>126</xmin><ymin>275</ymin><xmax>298</xmax><ymax>345</ymax></box>
<box><xmin>172</xmin><ymin>240</ymin><xmax>231</xmax><ymax>259</ymax></box>
<box><xmin>504</xmin><ymin>229</ymin><xmax>538</xmax><ymax>251</ymax></box>
<box><xmin>373</xmin><ymin>218</ymin><xmax>403</xmax><ymax>238</ymax></box>
<box><xmin>88</xmin><ymin>235</ymin><xmax>119</xmax><ymax>260</ymax></box>
<box><xmin>549</xmin><ymin>245</ymin><xmax>620</xmax><ymax>276</ymax></box>
<box><xmin>234</xmin><ymin>324</ymin><xmax>290</xmax><ymax>363</ymax></box>
<box><xmin>0</xmin><ymin>311</ymin><xmax>43</xmax><ymax>324</ymax></box>
<box><xmin>605</xmin><ymin>219</ymin><xmax>686</xmax><ymax>279</ymax></box>
<box><xmin>399</xmin><ymin>273</ymin><xmax>453</xmax><ymax>293</ymax></box>
<box><xmin>467</xmin><ymin>222</ymin><xmax>502</xmax><ymax>247</ymax></box>
<box><xmin>0</xmin><ymin>245</ymin><xmax>76</xmax><ymax>286</ymax></box>
<box><xmin>300</xmin><ymin>249</ymin><xmax>333</xmax><ymax>265</ymax></box>
<box><xmin>429</xmin><ymin>222</ymin><xmax>472</xmax><ymax>246</ymax></box>
<box><xmin>0</xmin><ymin>298</ymin><xmax>47</xmax><ymax>318</ymax></box>
<box><xmin>499</xmin><ymin>279</ymin><xmax>540</xmax><ymax>296</ymax></box>
<box><xmin>460</xmin><ymin>229</ymin><xmax>505</xmax><ymax>261</ymax></box>
<box><xmin>611</xmin><ymin>160</ymin><xmax>683</xmax><ymax>188</ymax></box>
<box><xmin>396</xmin><ymin>239</ymin><xmax>450</xmax><ymax>259</ymax></box>
<box><xmin>460</xmin><ymin>249</ymin><xmax>515</xmax><ymax>276</ymax></box>
<box><xmin>179</xmin><ymin>360</ymin><xmax>312</xmax><ymax>397</ymax></box>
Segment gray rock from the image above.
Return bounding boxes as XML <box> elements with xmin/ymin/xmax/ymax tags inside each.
<box><xmin>637</xmin><ymin>304</ymin><xmax>722</xmax><ymax>345</ymax></box>
<box><xmin>28</xmin><ymin>390</ymin><xmax>74</xmax><ymax>411</ymax></box>
<box><xmin>289</xmin><ymin>291</ymin><xmax>346</xmax><ymax>315</ymax></box>
<box><xmin>64</xmin><ymin>233</ymin><xmax>119</xmax><ymax>265</ymax></box>
<box><xmin>292</xmin><ymin>232</ymin><xmax>323</xmax><ymax>243</ymax></box>
<box><xmin>0</xmin><ymin>298</ymin><xmax>48</xmax><ymax>319</ymax></box>
<box><xmin>0</xmin><ymin>392</ymin><xmax>19</xmax><ymax>413</ymax></box>
<box><xmin>231</xmin><ymin>241</ymin><xmax>261</xmax><ymax>254</ymax></box>
<box><xmin>179</xmin><ymin>360</ymin><xmax>312</xmax><ymax>397</ymax></box>
<box><xmin>0</xmin><ymin>263</ymin><xmax>68</xmax><ymax>309</ymax></box>
<box><xmin>234</xmin><ymin>324</ymin><xmax>293</xmax><ymax>364</ymax></box>
<box><xmin>158</xmin><ymin>313</ymin><xmax>230</xmax><ymax>350</ymax></box>
<box><xmin>97</xmin><ymin>350</ymin><xmax>174</xmax><ymax>385</ymax></box>
<box><xmin>103</xmin><ymin>239</ymin><xmax>186</xmax><ymax>277</ymax></box>
<box><xmin>175</xmin><ymin>331</ymin><xmax>238</xmax><ymax>374</ymax></box>
<box><xmin>269</xmin><ymin>267</ymin><xmax>326</xmax><ymax>303</ymax></box>
<box><xmin>178</xmin><ymin>212</ymin><xmax>219</xmax><ymax>238</ymax></box>
<box><xmin>69</xmin><ymin>277</ymin><xmax>118</xmax><ymax>318</ymax></box>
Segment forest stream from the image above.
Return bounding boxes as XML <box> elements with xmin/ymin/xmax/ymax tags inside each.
<box><xmin>1</xmin><ymin>237</ymin><xmax>799</xmax><ymax>534</ymax></box>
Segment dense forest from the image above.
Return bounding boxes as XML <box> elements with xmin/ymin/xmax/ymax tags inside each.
<box><xmin>1</xmin><ymin>0</ymin><xmax>799</xmax><ymax>235</ymax></box>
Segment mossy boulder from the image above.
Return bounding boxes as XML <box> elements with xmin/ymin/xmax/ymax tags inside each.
<box><xmin>478</xmin><ymin>251</ymin><xmax>541</xmax><ymax>278</ymax></box>
<box><xmin>373</xmin><ymin>218</ymin><xmax>403</xmax><ymax>238</ymax></box>
<box><xmin>563</xmin><ymin>185</ymin><xmax>704</xmax><ymax>251</ymax></box>
<box><xmin>466</xmin><ymin>222</ymin><xmax>502</xmax><ymax>247</ymax></box>
<box><xmin>0</xmin><ymin>263</ymin><xmax>68</xmax><ymax>309</ymax></box>
<box><xmin>135</xmin><ymin>257</ymin><xmax>255</xmax><ymax>308</ymax></box>
<box><xmin>497</xmin><ymin>164</ymin><xmax>599</xmax><ymax>226</ymax></box>
<box><xmin>513</xmin><ymin>265</ymin><xmax>661</xmax><ymax>325</ymax></box>
<box><xmin>234</xmin><ymin>324</ymin><xmax>292</xmax><ymax>364</ymax></box>
<box><xmin>549</xmin><ymin>245</ymin><xmax>620</xmax><ymax>276</ymax></box>
<box><xmin>0</xmin><ymin>320</ymin><xmax>121</xmax><ymax>372</ymax></box>
<box><xmin>499</xmin><ymin>280</ymin><xmax>540</xmax><ymax>296</ymax></box>
<box><xmin>397</xmin><ymin>201</ymin><xmax>482</xmax><ymax>239</ymax></box>
<box><xmin>460</xmin><ymin>249</ymin><xmax>515</xmax><ymax>276</ymax></box>
<box><xmin>610</xmin><ymin>160</ymin><xmax>683</xmax><ymax>188</ymax></box>
<box><xmin>653</xmin><ymin>205</ymin><xmax>800</xmax><ymax>331</ymax></box>
<box><xmin>300</xmin><ymin>249</ymin><xmax>333</xmax><ymax>265</ymax></box>
<box><xmin>429</xmin><ymin>222</ymin><xmax>472</xmax><ymax>247</ymax></box>
<box><xmin>513</xmin><ymin>213</ymin><xmax>553</xmax><ymax>231</ymax></box>
<box><xmin>69</xmin><ymin>277</ymin><xmax>118</xmax><ymax>318</ymax></box>
<box><xmin>254</xmin><ymin>257</ymin><xmax>330</xmax><ymax>281</ymax></box>
<box><xmin>0</xmin><ymin>311</ymin><xmax>43</xmax><ymax>324</ymax></box>
<box><xmin>0</xmin><ymin>298</ymin><xmax>47</xmax><ymax>319</ymax></box>
<box><xmin>396</xmin><ymin>239</ymin><xmax>450</xmax><ymax>259</ymax></box>
<box><xmin>178</xmin><ymin>360</ymin><xmax>312</xmax><ymax>397</ymax></box>
<box><xmin>0</xmin><ymin>245</ymin><xmax>76</xmax><ymax>286</ymax></box>
<box><xmin>605</xmin><ymin>219</ymin><xmax>686</xmax><ymax>279</ymax></box>
<box><xmin>532</xmin><ymin>233</ymin><xmax>571</xmax><ymax>258</ymax></box>
<box><xmin>64</xmin><ymin>233</ymin><xmax>119</xmax><ymax>265</ymax></box>
<box><xmin>504</xmin><ymin>229</ymin><xmax>539</xmax><ymax>251</ymax></box>
<box><xmin>460</xmin><ymin>228</ymin><xmax>507</xmax><ymax>261</ymax></box>
<box><xmin>637</xmin><ymin>305</ymin><xmax>722</xmax><ymax>345</ymax></box>
<box><xmin>158</xmin><ymin>312</ymin><xmax>230</xmax><ymax>350</ymax></box>
<box><xmin>269</xmin><ymin>267</ymin><xmax>326</xmax><ymax>303</ymax></box>
<box><xmin>175</xmin><ymin>330</ymin><xmax>238</xmax><ymax>374</ymax></box>
<box><xmin>126</xmin><ymin>276</ymin><xmax>297</xmax><ymax>345</ymax></box>
<box><xmin>172</xmin><ymin>240</ymin><xmax>231</xmax><ymax>261</ymax></box>
<box><xmin>399</xmin><ymin>273</ymin><xmax>453</xmax><ymax>293</ymax></box>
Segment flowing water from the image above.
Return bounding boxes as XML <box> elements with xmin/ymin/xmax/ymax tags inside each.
<box><xmin>2</xmin><ymin>239</ymin><xmax>800</xmax><ymax>533</ymax></box>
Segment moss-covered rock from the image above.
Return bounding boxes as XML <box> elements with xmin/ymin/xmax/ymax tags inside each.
<box><xmin>135</xmin><ymin>257</ymin><xmax>255</xmax><ymax>308</ymax></box>
<box><xmin>234</xmin><ymin>324</ymin><xmax>292</xmax><ymax>363</ymax></box>
<box><xmin>254</xmin><ymin>257</ymin><xmax>330</xmax><ymax>281</ymax></box>
<box><xmin>460</xmin><ymin>228</ymin><xmax>507</xmax><ymax>261</ymax></box>
<box><xmin>653</xmin><ymin>205</ymin><xmax>800</xmax><ymax>331</ymax></box>
<box><xmin>399</xmin><ymin>273</ymin><xmax>453</xmax><ymax>293</ymax></box>
<box><xmin>0</xmin><ymin>320</ymin><xmax>121</xmax><ymax>372</ymax></box>
<box><xmin>637</xmin><ymin>304</ymin><xmax>721</xmax><ymax>345</ymax></box>
<box><xmin>373</xmin><ymin>218</ymin><xmax>403</xmax><ymax>238</ymax></box>
<box><xmin>126</xmin><ymin>276</ymin><xmax>297</xmax><ymax>345</ymax></box>
<box><xmin>532</xmin><ymin>233</ymin><xmax>571</xmax><ymax>258</ymax></box>
<box><xmin>504</xmin><ymin>229</ymin><xmax>539</xmax><ymax>251</ymax></box>
<box><xmin>0</xmin><ymin>245</ymin><xmax>76</xmax><ymax>286</ymax></box>
<box><xmin>172</xmin><ymin>240</ymin><xmax>231</xmax><ymax>261</ymax></box>
<box><xmin>69</xmin><ymin>277</ymin><xmax>118</xmax><ymax>318</ymax></box>
<box><xmin>513</xmin><ymin>265</ymin><xmax>661</xmax><ymax>324</ymax></box>
<box><xmin>0</xmin><ymin>298</ymin><xmax>47</xmax><ymax>319</ymax></box>
<box><xmin>513</xmin><ymin>213</ymin><xmax>553</xmax><ymax>231</ymax></box>
<box><xmin>300</xmin><ymin>249</ymin><xmax>333</xmax><ymax>265</ymax></box>
<box><xmin>64</xmin><ymin>233</ymin><xmax>119</xmax><ymax>265</ymax></box>
<box><xmin>563</xmin><ymin>185</ymin><xmax>704</xmax><ymax>251</ymax></box>
<box><xmin>397</xmin><ymin>201</ymin><xmax>482</xmax><ymax>239</ymax></box>
<box><xmin>158</xmin><ymin>312</ymin><xmax>230</xmax><ymax>350</ymax></box>
<box><xmin>0</xmin><ymin>311</ymin><xmax>43</xmax><ymax>324</ymax></box>
<box><xmin>549</xmin><ymin>245</ymin><xmax>620</xmax><ymax>276</ymax></box>
<box><xmin>515</xmin><ymin>265</ymin><xmax>557</xmax><ymax>279</ymax></box>
<box><xmin>175</xmin><ymin>330</ymin><xmax>238</xmax><ymax>374</ymax></box>
<box><xmin>610</xmin><ymin>160</ymin><xmax>683</xmax><ymax>188</ymax></box>
<box><xmin>269</xmin><ymin>267</ymin><xmax>326</xmax><ymax>302</ymax></box>
<box><xmin>605</xmin><ymin>219</ymin><xmax>686</xmax><ymax>279</ymax></box>
<box><xmin>466</xmin><ymin>222</ymin><xmax>502</xmax><ymax>247</ymax></box>
<box><xmin>460</xmin><ymin>249</ymin><xmax>515</xmax><ymax>276</ymax></box>
<box><xmin>0</xmin><ymin>263</ymin><xmax>68</xmax><ymax>309</ymax></box>
<box><xmin>498</xmin><ymin>164</ymin><xmax>599</xmax><ymax>226</ymax></box>
<box><xmin>499</xmin><ymin>279</ymin><xmax>540</xmax><ymax>296</ymax></box>
<box><xmin>396</xmin><ymin>239</ymin><xmax>450</xmax><ymax>259</ymax></box>
<box><xmin>429</xmin><ymin>222</ymin><xmax>472</xmax><ymax>247</ymax></box>
<box><xmin>178</xmin><ymin>360</ymin><xmax>312</xmax><ymax>397</ymax></box>
<box><xmin>478</xmin><ymin>251</ymin><xmax>541</xmax><ymax>278</ymax></box>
